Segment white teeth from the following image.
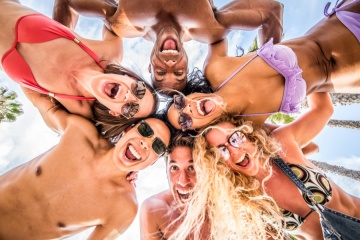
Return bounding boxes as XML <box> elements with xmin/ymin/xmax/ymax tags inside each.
<box><xmin>236</xmin><ymin>155</ymin><xmax>245</xmax><ymax>164</ymax></box>
<box><xmin>129</xmin><ymin>145</ymin><xmax>141</xmax><ymax>160</ymax></box>
<box><xmin>196</xmin><ymin>101</ymin><xmax>205</xmax><ymax>116</ymax></box>
<box><xmin>177</xmin><ymin>189</ymin><xmax>192</xmax><ymax>195</ymax></box>
<box><xmin>162</xmin><ymin>49</ymin><xmax>178</xmax><ymax>54</ymax></box>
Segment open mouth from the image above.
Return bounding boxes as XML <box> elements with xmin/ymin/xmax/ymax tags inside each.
<box><xmin>125</xmin><ymin>143</ymin><xmax>141</xmax><ymax>161</ymax></box>
<box><xmin>235</xmin><ymin>154</ymin><xmax>250</xmax><ymax>167</ymax></box>
<box><xmin>177</xmin><ymin>189</ymin><xmax>192</xmax><ymax>202</ymax></box>
<box><xmin>104</xmin><ymin>83</ymin><xmax>120</xmax><ymax>99</ymax></box>
<box><xmin>196</xmin><ymin>99</ymin><xmax>215</xmax><ymax>116</ymax></box>
<box><xmin>161</xmin><ymin>39</ymin><xmax>179</xmax><ymax>53</ymax></box>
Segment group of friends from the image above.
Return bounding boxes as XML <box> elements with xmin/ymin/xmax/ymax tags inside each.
<box><xmin>0</xmin><ymin>0</ymin><xmax>359</xmax><ymax>239</ymax></box>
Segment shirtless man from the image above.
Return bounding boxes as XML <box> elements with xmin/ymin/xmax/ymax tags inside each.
<box><xmin>0</xmin><ymin>88</ymin><xmax>170</xmax><ymax>240</ymax></box>
<box><xmin>140</xmin><ymin>132</ymin><xmax>208</xmax><ymax>239</ymax></box>
<box><xmin>53</xmin><ymin>0</ymin><xmax>283</xmax><ymax>92</ymax></box>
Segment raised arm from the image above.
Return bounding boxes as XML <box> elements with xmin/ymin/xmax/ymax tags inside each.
<box><xmin>22</xmin><ymin>87</ymin><xmax>70</xmax><ymax>134</ymax></box>
<box><xmin>214</xmin><ymin>0</ymin><xmax>283</xmax><ymax>45</ymax></box>
<box><xmin>272</xmin><ymin>92</ymin><xmax>334</xmax><ymax>148</ymax></box>
<box><xmin>52</xmin><ymin>0</ymin><xmax>117</xmax><ymax>31</ymax></box>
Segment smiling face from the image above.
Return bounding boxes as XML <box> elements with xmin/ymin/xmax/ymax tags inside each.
<box><xmin>205</xmin><ymin>122</ymin><xmax>260</xmax><ymax>177</ymax></box>
<box><xmin>89</xmin><ymin>73</ymin><xmax>155</xmax><ymax>118</ymax></box>
<box><xmin>166</xmin><ymin>146</ymin><xmax>196</xmax><ymax>207</ymax></box>
<box><xmin>167</xmin><ymin>92</ymin><xmax>224</xmax><ymax>131</ymax></box>
<box><xmin>149</xmin><ymin>26</ymin><xmax>188</xmax><ymax>92</ymax></box>
<box><xmin>113</xmin><ymin>118</ymin><xmax>170</xmax><ymax>172</ymax></box>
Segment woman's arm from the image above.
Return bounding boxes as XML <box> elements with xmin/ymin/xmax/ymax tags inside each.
<box><xmin>52</xmin><ymin>0</ymin><xmax>117</xmax><ymax>30</ymax></box>
<box><xmin>22</xmin><ymin>87</ymin><xmax>70</xmax><ymax>134</ymax></box>
<box><xmin>215</xmin><ymin>0</ymin><xmax>283</xmax><ymax>45</ymax></box>
<box><xmin>272</xmin><ymin>92</ymin><xmax>334</xmax><ymax>148</ymax></box>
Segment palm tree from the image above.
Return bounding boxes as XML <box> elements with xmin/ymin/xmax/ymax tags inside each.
<box><xmin>327</xmin><ymin>120</ymin><xmax>360</xmax><ymax>130</ymax></box>
<box><xmin>330</xmin><ymin>93</ymin><xmax>360</xmax><ymax>106</ymax></box>
<box><xmin>301</xmin><ymin>93</ymin><xmax>360</xmax><ymax>108</ymax></box>
<box><xmin>0</xmin><ymin>86</ymin><xmax>24</xmax><ymax>123</ymax></box>
<box><xmin>309</xmin><ymin>159</ymin><xmax>360</xmax><ymax>182</ymax></box>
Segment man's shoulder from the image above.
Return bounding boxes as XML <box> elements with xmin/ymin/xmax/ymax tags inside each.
<box><xmin>142</xmin><ymin>190</ymin><xmax>172</xmax><ymax>211</ymax></box>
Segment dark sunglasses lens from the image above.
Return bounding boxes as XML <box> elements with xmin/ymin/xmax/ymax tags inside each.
<box><xmin>121</xmin><ymin>102</ymin><xmax>139</xmax><ymax>118</ymax></box>
<box><xmin>137</xmin><ymin>121</ymin><xmax>154</xmax><ymax>137</ymax></box>
<box><xmin>152</xmin><ymin>138</ymin><xmax>167</xmax><ymax>155</ymax></box>
<box><xmin>229</xmin><ymin>131</ymin><xmax>245</xmax><ymax>148</ymax></box>
<box><xmin>131</xmin><ymin>81</ymin><xmax>146</xmax><ymax>99</ymax></box>
<box><xmin>178</xmin><ymin>113</ymin><xmax>192</xmax><ymax>131</ymax></box>
<box><xmin>174</xmin><ymin>95</ymin><xmax>185</xmax><ymax>110</ymax></box>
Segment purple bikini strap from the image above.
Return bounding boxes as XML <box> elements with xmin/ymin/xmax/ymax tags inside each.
<box><xmin>235</xmin><ymin>111</ymin><xmax>277</xmax><ymax>117</ymax></box>
<box><xmin>324</xmin><ymin>0</ymin><xmax>346</xmax><ymax>16</ymax></box>
<box><xmin>215</xmin><ymin>54</ymin><xmax>258</xmax><ymax>92</ymax></box>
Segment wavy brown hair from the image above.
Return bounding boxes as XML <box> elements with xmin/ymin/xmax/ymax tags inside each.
<box><xmin>168</xmin><ymin>114</ymin><xmax>284</xmax><ymax>240</ymax></box>
<box><xmin>93</xmin><ymin>64</ymin><xmax>159</xmax><ymax>140</ymax></box>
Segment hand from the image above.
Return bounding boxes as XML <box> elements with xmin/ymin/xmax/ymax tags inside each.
<box><xmin>126</xmin><ymin>171</ymin><xmax>139</xmax><ymax>187</ymax></box>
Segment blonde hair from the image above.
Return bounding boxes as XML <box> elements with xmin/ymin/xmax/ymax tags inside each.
<box><xmin>168</xmin><ymin>114</ymin><xmax>284</xmax><ymax>240</ymax></box>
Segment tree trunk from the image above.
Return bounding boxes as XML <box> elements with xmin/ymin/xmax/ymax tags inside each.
<box><xmin>327</xmin><ymin>120</ymin><xmax>360</xmax><ymax>130</ymax></box>
<box><xmin>301</xmin><ymin>93</ymin><xmax>360</xmax><ymax>108</ymax></box>
<box><xmin>309</xmin><ymin>159</ymin><xmax>360</xmax><ymax>181</ymax></box>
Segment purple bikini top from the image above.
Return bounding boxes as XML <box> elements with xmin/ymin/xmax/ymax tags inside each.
<box><xmin>215</xmin><ymin>39</ymin><xmax>307</xmax><ymax>117</ymax></box>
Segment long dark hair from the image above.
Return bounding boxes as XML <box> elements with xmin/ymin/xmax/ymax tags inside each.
<box><xmin>93</xmin><ymin>64</ymin><xmax>159</xmax><ymax>140</ymax></box>
<box><xmin>163</xmin><ymin>68</ymin><xmax>213</xmax><ymax>128</ymax></box>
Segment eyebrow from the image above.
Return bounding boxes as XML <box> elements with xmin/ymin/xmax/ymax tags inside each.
<box><xmin>169</xmin><ymin>159</ymin><xmax>193</xmax><ymax>164</ymax></box>
<box><xmin>154</xmin><ymin>77</ymin><xmax>186</xmax><ymax>84</ymax></box>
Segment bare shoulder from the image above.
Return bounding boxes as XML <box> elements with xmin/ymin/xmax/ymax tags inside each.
<box><xmin>65</xmin><ymin>114</ymin><xmax>102</xmax><ymax>143</ymax></box>
<box><xmin>142</xmin><ymin>190</ymin><xmax>171</xmax><ymax>212</ymax></box>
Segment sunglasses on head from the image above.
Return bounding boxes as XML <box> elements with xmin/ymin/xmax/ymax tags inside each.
<box><xmin>173</xmin><ymin>94</ymin><xmax>193</xmax><ymax>131</ymax></box>
<box><xmin>120</xmin><ymin>81</ymin><xmax>147</xmax><ymax>119</ymax></box>
<box><xmin>137</xmin><ymin>120</ymin><xmax>167</xmax><ymax>156</ymax></box>
<box><xmin>217</xmin><ymin>130</ymin><xmax>246</xmax><ymax>160</ymax></box>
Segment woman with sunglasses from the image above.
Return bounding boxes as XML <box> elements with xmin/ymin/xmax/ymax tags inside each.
<box><xmin>167</xmin><ymin>0</ymin><xmax>360</xmax><ymax>131</ymax></box>
<box><xmin>0</xmin><ymin>0</ymin><xmax>158</xmax><ymax>130</ymax></box>
<box><xmin>169</xmin><ymin>92</ymin><xmax>360</xmax><ymax>240</ymax></box>
<box><xmin>0</xmin><ymin>87</ymin><xmax>170</xmax><ymax>239</ymax></box>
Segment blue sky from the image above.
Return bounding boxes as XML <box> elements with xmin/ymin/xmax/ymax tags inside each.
<box><xmin>0</xmin><ymin>0</ymin><xmax>359</xmax><ymax>239</ymax></box>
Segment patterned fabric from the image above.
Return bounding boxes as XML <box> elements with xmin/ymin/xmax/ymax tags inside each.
<box><xmin>282</xmin><ymin>164</ymin><xmax>333</xmax><ymax>231</ymax></box>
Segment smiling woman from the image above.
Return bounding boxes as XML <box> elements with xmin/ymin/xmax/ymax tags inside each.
<box><xmin>92</xmin><ymin>64</ymin><xmax>159</xmax><ymax>139</ymax></box>
<box><xmin>0</xmin><ymin>0</ymin><xmax>159</xmax><ymax>127</ymax></box>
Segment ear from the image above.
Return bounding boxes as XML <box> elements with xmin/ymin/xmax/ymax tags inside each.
<box><xmin>108</xmin><ymin>110</ymin><xmax>121</xmax><ymax>117</ymax></box>
<box><xmin>148</xmin><ymin>64</ymin><xmax>152</xmax><ymax>73</ymax></box>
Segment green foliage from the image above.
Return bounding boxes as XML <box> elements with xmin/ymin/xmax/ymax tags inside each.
<box><xmin>267</xmin><ymin>112</ymin><xmax>297</xmax><ymax>125</ymax></box>
<box><xmin>248</xmin><ymin>36</ymin><xmax>259</xmax><ymax>52</ymax></box>
<box><xmin>0</xmin><ymin>86</ymin><xmax>24</xmax><ymax>123</ymax></box>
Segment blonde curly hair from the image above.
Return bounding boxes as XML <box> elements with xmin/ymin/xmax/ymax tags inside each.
<box><xmin>168</xmin><ymin>114</ymin><xmax>285</xmax><ymax>240</ymax></box>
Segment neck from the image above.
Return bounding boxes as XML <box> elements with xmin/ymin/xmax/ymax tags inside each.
<box><xmin>216</xmin><ymin>88</ymin><xmax>251</xmax><ymax>114</ymax></box>
<box><xmin>256</xmin><ymin>161</ymin><xmax>273</xmax><ymax>182</ymax></box>
<box><xmin>151</xmin><ymin>22</ymin><xmax>183</xmax><ymax>41</ymax></box>
<box><xmin>94</xmin><ymin>148</ymin><xmax>129</xmax><ymax>185</ymax></box>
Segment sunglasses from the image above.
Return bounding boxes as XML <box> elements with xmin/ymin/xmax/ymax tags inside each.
<box><xmin>137</xmin><ymin>121</ymin><xmax>167</xmax><ymax>156</ymax></box>
<box><xmin>173</xmin><ymin>94</ymin><xmax>193</xmax><ymax>131</ymax></box>
<box><xmin>120</xmin><ymin>81</ymin><xmax>147</xmax><ymax>119</ymax></box>
<box><xmin>217</xmin><ymin>130</ymin><xmax>246</xmax><ymax>160</ymax></box>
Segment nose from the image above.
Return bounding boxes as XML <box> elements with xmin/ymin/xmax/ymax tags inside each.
<box><xmin>178</xmin><ymin>170</ymin><xmax>190</xmax><ymax>186</ymax></box>
<box><xmin>164</xmin><ymin>59</ymin><xmax>177</xmax><ymax>68</ymax></box>
<box><xmin>140</xmin><ymin>140</ymin><xmax>149</xmax><ymax>151</ymax></box>
<box><xmin>124</xmin><ymin>89</ymin><xmax>137</xmax><ymax>102</ymax></box>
